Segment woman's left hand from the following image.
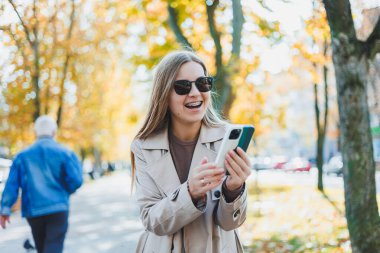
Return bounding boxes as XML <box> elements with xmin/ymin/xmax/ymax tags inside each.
<box><xmin>224</xmin><ymin>147</ymin><xmax>252</xmax><ymax>191</ymax></box>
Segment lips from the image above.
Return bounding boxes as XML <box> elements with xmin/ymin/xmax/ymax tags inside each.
<box><xmin>185</xmin><ymin>101</ymin><xmax>203</xmax><ymax>109</ymax></box>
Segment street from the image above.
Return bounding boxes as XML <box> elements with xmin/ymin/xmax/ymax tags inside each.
<box><xmin>0</xmin><ymin>169</ymin><xmax>379</xmax><ymax>253</ymax></box>
<box><xmin>0</xmin><ymin>171</ymin><xmax>143</xmax><ymax>253</ymax></box>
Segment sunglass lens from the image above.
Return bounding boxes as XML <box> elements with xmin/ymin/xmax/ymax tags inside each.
<box><xmin>174</xmin><ymin>81</ymin><xmax>191</xmax><ymax>95</ymax></box>
<box><xmin>196</xmin><ymin>77</ymin><xmax>213</xmax><ymax>92</ymax></box>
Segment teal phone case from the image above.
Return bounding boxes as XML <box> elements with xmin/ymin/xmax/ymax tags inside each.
<box><xmin>237</xmin><ymin>125</ymin><xmax>255</xmax><ymax>152</ymax></box>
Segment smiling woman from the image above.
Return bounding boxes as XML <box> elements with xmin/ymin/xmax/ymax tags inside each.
<box><xmin>130</xmin><ymin>50</ymin><xmax>252</xmax><ymax>253</ymax></box>
<box><xmin>169</xmin><ymin>61</ymin><xmax>212</xmax><ymax>134</ymax></box>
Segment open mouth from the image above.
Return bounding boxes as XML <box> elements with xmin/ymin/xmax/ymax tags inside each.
<box><xmin>185</xmin><ymin>101</ymin><xmax>203</xmax><ymax>109</ymax></box>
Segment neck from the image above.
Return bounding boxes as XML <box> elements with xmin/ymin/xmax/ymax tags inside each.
<box><xmin>170</xmin><ymin>120</ymin><xmax>201</xmax><ymax>142</ymax></box>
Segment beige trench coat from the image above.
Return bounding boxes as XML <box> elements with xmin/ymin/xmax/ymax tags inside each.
<box><xmin>131</xmin><ymin>124</ymin><xmax>247</xmax><ymax>253</ymax></box>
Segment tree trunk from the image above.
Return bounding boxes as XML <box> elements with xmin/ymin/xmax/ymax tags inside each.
<box><xmin>167</xmin><ymin>0</ymin><xmax>244</xmax><ymax>117</ymax></box>
<box><xmin>315</xmin><ymin>41</ymin><xmax>329</xmax><ymax>192</ymax></box>
<box><xmin>335</xmin><ymin>52</ymin><xmax>380</xmax><ymax>252</ymax></box>
<box><xmin>206</xmin><ymin>0</ymin><xmax>243</xmax><ymax>116</ymax></box>
<box><xmin>323</xmin><ymin>1</ymin><xmax>380</xmax><ymax>251</ymax></box>
<box><xmin>314</xmin><ymin>81</ymin><xmax>324</xmax><ymax>191</ymax></box>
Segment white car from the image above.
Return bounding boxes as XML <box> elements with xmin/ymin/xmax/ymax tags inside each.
<box><xmin>0</xmin><ymin>158</ymin><xmax>12</xmax><ymax>183</ymax></box>
<box><xmin>324</xmin><ymin>155</ymin><xmax>343</xmax><ymax>176</ymax></box>
<box><xmin>250</xmin><ymin>156</ymin><xmax>273</xmax><ymax>171</ymax></box>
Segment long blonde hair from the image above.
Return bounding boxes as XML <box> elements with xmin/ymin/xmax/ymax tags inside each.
<box><xmin>131</xmin><ymin>51</ymin><xmax>224</xmax><ymax>183</ymax></box>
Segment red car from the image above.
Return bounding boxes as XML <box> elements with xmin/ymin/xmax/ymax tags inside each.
<box><xmin>283</xmin><ymin>157</ymin><xmax>312</xmax><ymax>172</ymax></box>
<box><xmin>271</xmin><ymin>155</ymin><xmax>288</xmax><ymax>170</ymax></box>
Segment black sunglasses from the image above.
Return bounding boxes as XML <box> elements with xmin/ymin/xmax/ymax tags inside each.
<box><xmin>173</xmin><ymin>76</ymin><xmax>213</xmax><ymax>95</ymax></box>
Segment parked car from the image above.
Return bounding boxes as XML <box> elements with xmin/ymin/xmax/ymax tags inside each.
<box><xmin>283</xmin><ymin>157</ymin><xmax>312</xmax><ymax>172</ymax></box>
<box><xmin>0</xmin><ymin>158</ymin><xmax>12</xmax><ymax>183</ymax></box>
<box><xmin>250</xmin><ymin>156</ymin><xmax>273</xmax><ymax>171</ymax></box>
<box><xmin>323</xmin><ymin>155</ymin><xmax>343</xmax><ymax>176</ymax></box>
<box><xmin>272</xmin><ymin>155</ymin><xmax>288</xmax><ymax>170</ymax></box>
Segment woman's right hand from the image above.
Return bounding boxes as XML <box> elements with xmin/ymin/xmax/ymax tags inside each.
<box><xmin>188</xmin><ymin>157</ymin><xmax>225</xmax><ymax>201</ymax></box>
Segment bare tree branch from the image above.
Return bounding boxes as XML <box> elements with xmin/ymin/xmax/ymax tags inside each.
<box><xmin>167</xmin><ymin>1</ymin><xmax>192</xmax><ymax>50</ymax></box>
<box><xmin>31</xmin><ymin>0</ymin><xmax>41</xmax><ymax>120</ymax></box>
<box><xmin>8</xmin><ymin>0</ymin><xmax>34</xmax><ymax>47</ymax></box>
<box><xmin>322</xmin><ymin>39</ymin><xmax>329</xmax><ymax>138</ymax></box>
<box><xmin>206</xmin><ymin>0</ymin><xmax>223</xmax><ymax>71</ymax></box>
<box><xmin>32</xmin><ymin>0</ymin><xmax>38</xmax><ymax>41</ymax></box>
<box><xmin>57</xmin><ymin>0</ymin><xmax>76</xmax><ymax>127</ymax></box>
<box><xmin>0</xmin><ymin>25</ymin><xmax>30</xmax><ymax>72</ymax></box>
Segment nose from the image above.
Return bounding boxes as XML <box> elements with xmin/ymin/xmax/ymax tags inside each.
<box><xmin>188</xmin><ymin>82</ymin><xmax>201</xmax><ymax>96</ymax></box>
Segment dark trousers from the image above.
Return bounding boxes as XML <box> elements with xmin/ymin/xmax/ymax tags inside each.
<box><xmin>27</xmin><ymin>211</ymin><xmax>69</xmax><ymax>253</ymax></box>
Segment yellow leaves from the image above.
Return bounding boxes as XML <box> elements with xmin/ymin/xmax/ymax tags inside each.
<box><xmin>146</xmin><ymin>0</ymin><xmax>166</xmax><ymax>15</ymax></box>
<box><xmin>304</xmin><ymin>5</ymin><xmax>330</xmax><ymax>43</ymax></box>
<box><xmin>229</xmin><ymin>82</ymin><xmax>265</xmax><ymax>136</ymax></box>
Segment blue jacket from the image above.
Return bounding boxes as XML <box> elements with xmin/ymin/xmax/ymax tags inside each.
<box><xmin>0</xmin><ymin>137</ymin><xmax>83</xmax><ymax>218</ymax></box>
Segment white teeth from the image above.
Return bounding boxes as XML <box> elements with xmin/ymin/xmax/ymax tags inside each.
<box><xmin>186</xmin><ymin>101</ymin><xmax>202</xmax><ymax>106</ymax></box>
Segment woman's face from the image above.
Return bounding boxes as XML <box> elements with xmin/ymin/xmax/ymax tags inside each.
<box><xmin>168</xmin><ymin>61</ymin><xmax>210</xmax><ymax>126</ymax></box>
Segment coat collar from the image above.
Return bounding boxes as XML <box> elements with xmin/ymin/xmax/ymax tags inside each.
<box><xmin>140</xmin><ymin>123</ymin><xmax>226</xmax><ymax>150</ymax></box>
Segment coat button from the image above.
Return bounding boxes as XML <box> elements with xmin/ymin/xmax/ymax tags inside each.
<box><xmin>214</xmin><ymin>190</ymin><xmax>221</xmax><ymax>198</ymax></box>
<box><xmin>233</xmin><ymin>209</ymin><xmax>240</xmax><ymax>218</ymax></box>
<box><xmin>170</xmin><ymin>188</ymin><xmax>180</xmax><ymax>201</ymax></box>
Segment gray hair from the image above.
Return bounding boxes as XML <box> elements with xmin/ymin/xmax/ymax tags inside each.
<box><xmin>34</xmin><ymin>115</ymin><xmax>57</xmax><ymax>137</ymax></box>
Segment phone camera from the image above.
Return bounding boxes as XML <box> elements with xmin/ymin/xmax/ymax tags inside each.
<box><xmin>229</xmin><ymin>129</ymin><xmax>241</xmax><ymax>140</ymax></box>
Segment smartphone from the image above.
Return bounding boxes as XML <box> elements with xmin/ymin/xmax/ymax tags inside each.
<box><xmin>215</xmin><ymin>124</ymin><xmax>255</xmax><ymax>171</ymax></box>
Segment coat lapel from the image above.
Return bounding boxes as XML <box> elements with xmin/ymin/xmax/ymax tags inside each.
<box><xmin>141</xmin><ymin>127</ymin><xmax>181</xmax><ymax>195</ymax></box>
<box><xmin>147</xmin><ymin>151</ymin><xmax>181</xmax><ymax>196</ymax></box>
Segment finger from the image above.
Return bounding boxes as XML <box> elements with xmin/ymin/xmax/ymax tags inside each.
<box><xmin>229</xmin><ymin>150</ymin><xmax>249</xmax><ymax>170</ymax></box>
<box><xmin>200</xmin><ymin>178</ymin><xmax>223</xmax><ymax>193</ymax></box>
<box><xmin>200</xmin><ymin>157</ymin><xmax>208</xmax><ymax>165</ymax></box>
<box><xmin>224</xmin><ymin>159</ymin><xmax>239</xmax><ymax>177</ymax></box>
<box><xmin>226</xmin><ymin>153</ymin><xmax>246</xmax><ymax>178</ymax></box>
<box><xmin>228</xmin><ymin>151</ymin><xmax>250</xmax><ymax>176</ymax></box>
<box><xmin>236</xmin><ymin>147</ymin><xmax>251</xmax><ymax>166</ymax></box>
<box><xmin>202</xmin><ymin>173</ymin><xmax>225</xmax><ymax>185</ymax></box>
<box><xmin>197</xmin><ymin>167</ymin><xmax>224</xmax><ymax>179</ymax></box>
<box><xmin>196</xmin><ymin>163</ymin><xmax>218</xmax><ymax>173</ymax></box>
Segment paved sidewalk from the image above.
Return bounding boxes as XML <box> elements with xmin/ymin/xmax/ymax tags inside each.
<box><xmin>0</xmin><ymin>170</ymin><xmax>143</xmax><ymax>253</ymax></box>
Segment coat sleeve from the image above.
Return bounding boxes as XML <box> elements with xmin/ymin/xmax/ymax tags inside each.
<box><xmin>214</xmin><ymin>183</ymin><xmax>248</xmax><ymax>231</ymax></box>
<box><xmin>131</xmin><ymin>140</ymin><xmax>204</xmax><ymax>236</ymax></box>
<box><xmin>62</xmin><ymin>151</ymin><xmax>83</xmax><ymax>194</ymax></box>
<box><xmin>0</xmin><ymin>156</ymin><xmax>21</xmax><ymax>216</ymax></box>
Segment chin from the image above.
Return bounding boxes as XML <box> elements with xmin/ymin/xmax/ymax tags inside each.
<box><xmin>185</xmin><ymin>115</ymin><xmax>205</xmax><ymax>124</ymax></box>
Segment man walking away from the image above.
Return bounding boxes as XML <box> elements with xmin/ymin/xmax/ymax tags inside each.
<box><xmin>0</xmin><ymin>115</ymin><xmax>83</xmax><ymax>253</ymax></box>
